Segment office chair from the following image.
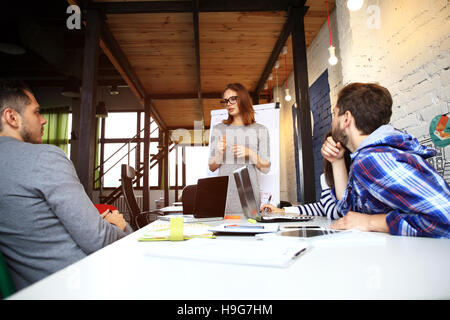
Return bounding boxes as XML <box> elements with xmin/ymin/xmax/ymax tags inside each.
<box><xmin>121</xmin><ymin>164</ymin><xmax>162</xmax><ymax>230</ymax></box>
<box><xmin>181</xmin><ymin>184</ymin><xmax>197</xmax><ymax>214</ymax></box>
<box><xmin>93</xmin><ymin>204</ymin><xmax>118</xmax><ymax>215</ymax></box>
<box><xmin>0</xmin><ymin>251</ymin><xmax>15</xmax><ymax>299</ymax></box>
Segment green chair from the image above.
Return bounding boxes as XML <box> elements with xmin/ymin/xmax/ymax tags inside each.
<box><xmin>0</xmin><ymin>251</ymin><xmax>15</xmax><ymax>299</ymax></box>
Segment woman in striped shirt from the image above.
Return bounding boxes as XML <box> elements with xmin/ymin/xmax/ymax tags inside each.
<box><xmin>260</xmin><ymin>131</ymin><xmax>350</xmax><ymax>220</ymax></box>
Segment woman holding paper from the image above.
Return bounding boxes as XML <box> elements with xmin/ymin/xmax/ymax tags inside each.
<box><xmin>208</xmin><ymin>83</ymin><xmax>271</xmax><ymax>214</ymax></box>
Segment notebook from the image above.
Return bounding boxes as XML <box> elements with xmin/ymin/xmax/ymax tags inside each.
<box><xmin>160</xmin><ymin>175</ymin><xmax>229</xmax><ymax>222</ymax></box>
<box><xmin>233</xmin><ymin>166</ymin><xmax>314</xmax><ymax>223</ymax></box>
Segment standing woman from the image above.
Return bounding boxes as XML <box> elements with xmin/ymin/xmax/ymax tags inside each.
<box><xmin>209</xmin><ymin>83</ymin><xmax>271</xmax><ymax>214</ymax></box>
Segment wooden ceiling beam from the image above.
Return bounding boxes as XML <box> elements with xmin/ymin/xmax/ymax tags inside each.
<box><xmin>254</xmin><ymin>2</ymin><xmax>309</xmax><ymax>99</ymax></box>
<box><xmin>91</xmin><ymin>0</ymin><xmax>302</xmax><ymax>14</ymax></box>
<box><xmin>192</xmin><ymin>0</ymin><xmax>204</xmax><ymax>126</ymax></box>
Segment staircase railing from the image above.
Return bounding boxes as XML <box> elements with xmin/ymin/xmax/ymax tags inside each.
<box><xmin>99</xmin><ymin>141</ymin><xmax>177</xmax><ymax>205</ymax></box>
<box><xmin>94</xmin><ymin>119</ymin><xmax>157</xmax><ymax>185</ymax></box>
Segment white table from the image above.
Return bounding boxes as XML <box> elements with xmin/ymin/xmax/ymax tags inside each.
<box><xmin>8</xmin><ymin>217</ymin><xmax>450</xmax><ymax>300</ymax></box>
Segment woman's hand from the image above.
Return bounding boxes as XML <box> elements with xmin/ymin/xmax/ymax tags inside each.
<box><xmin>217</xmin><ymin>135</ymin><xmax>226</xmax><ymax>155</ymax></box>
<box><xmin>232</xmin><ymin>144</ymin><xmax>252</xmax><ymax>159</ymax></box>
<box><xmin>260</xmin><ymin>204</ymin><xmax>284</xmax><ymax>214</ymax></box>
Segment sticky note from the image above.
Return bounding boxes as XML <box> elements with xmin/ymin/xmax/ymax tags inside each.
<box><xmin>169</xmin><ymin>217</ymin><xmax>184</xmax><ymax>241</ymax></box>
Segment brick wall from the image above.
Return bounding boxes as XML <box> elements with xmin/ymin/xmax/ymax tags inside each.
<box><xmin>279</xmin><ymin>0</ymin><xmax>450</xmax><ymax>204</ymax></box>
<box><xmin>309</xmin><ymin>70</ymin><xmax>332</xmax><ymax>202</ymax></box>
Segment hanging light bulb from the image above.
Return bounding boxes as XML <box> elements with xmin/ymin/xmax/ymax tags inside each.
<box><xmin>328</xmin><ymin>45</ymin><xmax>338</xmax><ymax>65</ymax></box>
<box><xmin>347</xmin><ymin>0</ymin><xmax>363</xmax><ymax>11</ymax></box>
<box><xmin>284</xmin><ymin>88</ymin><xmax>292</xmax><ymax>102</ymax></box>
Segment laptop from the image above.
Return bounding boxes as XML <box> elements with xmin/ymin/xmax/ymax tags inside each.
<box><xmin>233</xmin><ymin>166</ymin><xmax>314</xmax><ymax>223</ymax></box>
<box><xmin>160</xmin><ymin>176</ymin><xmax>229</xmax><ymax>222</ymax></box>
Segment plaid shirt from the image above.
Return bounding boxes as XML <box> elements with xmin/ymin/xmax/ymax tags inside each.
<box><xmin>336</xmin><ymin>126</ymin><xmax>450</xmax><ymax>238</ymax></box>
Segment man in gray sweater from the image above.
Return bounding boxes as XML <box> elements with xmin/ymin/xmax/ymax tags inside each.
<box><xmin>0</xmin><ymin>80</ymin><xmax>133</xmax><ymax>291</ymax></box>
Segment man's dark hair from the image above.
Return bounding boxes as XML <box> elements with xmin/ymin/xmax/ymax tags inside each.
<box><xmin>336</xmin><ymin>83</ymin><xmax>393</xmax><ymax>135</ymax></box>
<box><xmin>0</xmin><ymin>80</ymin><xmax>33</xmax><ymax>131</ymax></box>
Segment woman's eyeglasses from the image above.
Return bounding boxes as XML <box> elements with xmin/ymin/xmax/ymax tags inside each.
<box><xmin>220</xmin><ymin>96</ymin><xmax>239</xmax><ymax>106</ymax></box>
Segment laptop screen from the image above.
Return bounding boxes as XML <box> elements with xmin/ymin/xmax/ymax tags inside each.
<box><xmin>233</xmin><ymin>166</ymin><xmax>260</xmax><ymax>219</ymax></box>
<box><xmin>194</xmin><ymin>176</ymin><xmax>229</xmax><ymax>218</ymax></box>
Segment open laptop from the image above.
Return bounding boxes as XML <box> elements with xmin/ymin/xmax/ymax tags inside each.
<box><xmin>160</xmin><ymin>175</ymin><xmax>229</xmax><ymax>222</ymax></box>
<box><xmin>233</xmin><ymin>166</ymin><xmax>314</xmax><ymax>222</ymax></box>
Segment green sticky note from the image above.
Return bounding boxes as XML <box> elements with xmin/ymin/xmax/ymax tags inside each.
<box><xmin>169</xmin><ymin>217</ymin><xmax>184</xmax><ymax>241</ymax></box>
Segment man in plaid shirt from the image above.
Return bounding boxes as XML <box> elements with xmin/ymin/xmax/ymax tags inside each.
<box><xmin>322</xmin><ymin>83</ymin><xmax>450</xmax><ymax>238</ymax></box>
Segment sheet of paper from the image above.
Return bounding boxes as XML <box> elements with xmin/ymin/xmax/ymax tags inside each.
<box><xmin>141</xmin><ymin>238</ymin><xmax>309</xmax><ymax>268</ymax></box>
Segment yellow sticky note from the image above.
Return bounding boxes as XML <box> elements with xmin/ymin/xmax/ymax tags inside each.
<box><xmin>169</xmin><ymin>217</ymin><xmax>184</xmax><ymax>241</ymax></box>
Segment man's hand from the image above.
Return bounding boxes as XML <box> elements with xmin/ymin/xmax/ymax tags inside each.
<box><xmin>102</xmin><ymin>209</ymin><xmax>127</xmax><ymax>232</ymax></box>
<box><xmin>321</xmin><ymin>136</ymin><xmax>346</xmax><ymax>164</ymax></box>
<box><xmin>330</xmin><ymin>211</ymin><xmax>389</xmax><ymax>233</ymax></box>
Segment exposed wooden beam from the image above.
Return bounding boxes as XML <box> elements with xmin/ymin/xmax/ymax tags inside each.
<box><xmin>69</xmin><ymin>0</ymin><xmax>167</xmax><ymax>130</ymax></box>
<box><xmin>77</xmin><ymin>9</ymin><xmax>100</xmax><ymax>199</ymax></box>
<box><xmin>192</xmin><ymin>0</ymin><xmax>204</xmax><ymax>125</ymax></box>
<box><xmin>163</xmin><ymin>130</ymin><xmax>170</xmax><ymax>207</ymax></box>
<box><xmin>93</xmin><ymin>0</ymin><xmax>302</xmax><ymax>14</ymax></box>
<box><xmin>98</xmin><ymin>19</ymin><xmax>145</xmax><ymax>101</ymax></box>
<box><xmin>97</xmin><ymin>13</ymin><xmax>167</xmax><ymax>131</ymax></box>
<box><xmin>254</xmin><ymin>9</ymin><xmax>294</xmax><ymax>99</ymax></box>
<box><xmin>291</xmin><ymin>4</ymin><xmax>315</xmax><ymax>204</ymax></box>
<box><xmin>143</xmin><ymin>96</ymin><xmax>151</xmax><ymax>211</ymax></box>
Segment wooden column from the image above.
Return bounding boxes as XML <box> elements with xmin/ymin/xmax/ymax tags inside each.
<box><xmin>77</xmin><ymin>9</ymin><xmax>100</xmax><ymax>199</ymax></box>
<box><xmin>143</xmin><ymin>96</ymin><xmax>151</xmax><ymax>211</ymax></box>
<box><xmin>174</xmin><ymin>145</ymin><xmax>179</xmax><ymax>202</ymax></box>
<box><xmin>291</xmin><ymin>5</ymin><xmax>316</xmax><ymax>203</ymax></box>
<box><xmin>163</xmin><ymin>130</ymin><xmax>169</xmax><ymax>207</ymax></box>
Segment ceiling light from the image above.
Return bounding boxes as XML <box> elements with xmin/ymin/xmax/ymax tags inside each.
<box><xmin>347</xmin><ymin>0</ymin><xmax>364</xmax><ymax>11</ymax></box>
<box><xmin>284</xmin><ymin>88</ymin><xmax>292</xmax><ymax>102</ymax></box>
<box><xmin>328</xmin><ymin>45</ymin><xmax>338</xmax><ymax>65</ymax></box>
<box><xmin>110</xmin><ymin>85</ymin><xmax>119</xmax><ymax>95</ymax></box>
<box><xmin>61</xmin><ymin>77</ymin><xmax>80</xmax><ymax>98</ymax></box>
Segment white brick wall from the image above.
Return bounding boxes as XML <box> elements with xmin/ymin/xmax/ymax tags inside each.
<box><xmin>280</xmin><ymin>0</ymin><xmax>450</xmax><ymax>203</ymax></box>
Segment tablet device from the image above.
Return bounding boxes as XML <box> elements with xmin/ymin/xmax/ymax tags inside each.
<box><xmin>280</xmin><ymin>228</ymin><xmax>341</xmax><ymax>238</ymax></box>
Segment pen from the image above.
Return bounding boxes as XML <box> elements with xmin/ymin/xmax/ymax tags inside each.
<box><xmin>224</xmin><ymin>225</ymin><xmax>264</xmax><ymax>229</ymax></box>
<box><xmin>283</xmin><ymin>226</ymin><xmax>321</xmax><ymax>229</ymax></box>
<box><xmin>263</xmin><ymin>195</ymin><xmax>272</xmax><ymax>214</ymax></box>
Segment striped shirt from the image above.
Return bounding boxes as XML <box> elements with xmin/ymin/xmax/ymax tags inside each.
<box><xmin>284</xmin><ymin>174</ymin><xmax>343</xmax><ymax>220</ymax></box>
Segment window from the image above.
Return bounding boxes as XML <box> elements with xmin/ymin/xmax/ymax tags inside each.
<box><xmin>102</xmin><ymin>143</ymin><xmax>137</xmax><ymax>188</ymax></box>
<box><xmin>98</xmin><ymin>112</ymin><xmax>160</xmax><ymax>188</ymax></box>
<box><xmin>105</xmin><ymin>112</ymin><xmax>137</xmax><ymax>139</ymax></box>
<box><xmin>184</xmin><ymin>146</ymin><xmax>209</xmax><ymax>185</ymax></box>
<box><xmin>169</xmin><ymin>146</ymin><xmax>183</xmax><ymax>187</ymax></box>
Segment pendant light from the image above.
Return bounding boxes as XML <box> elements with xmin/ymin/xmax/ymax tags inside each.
<box><xmin>282</xmin><ymin>45</ymin><xmax>292</xmax><ymax>102</ymax></box>
<box><xmin>326</xmin><ymin>0</ymin><xmax>339</xmax><ymax>66</ymax></box>
<box><xmin>347</xmin><ymin>0</ymin><xmax>364</xmax><ymax>11</ymax></box>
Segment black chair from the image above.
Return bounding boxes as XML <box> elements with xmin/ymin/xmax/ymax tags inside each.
<box><xmin>121</xmin><ymin>164</ymin><xmax>162</xmax><ymax>230</ymax></box>
<box><xmin>181</xmin><ymin>184</ymin><xmax>197</xmax><ymax>214</ymax></box>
